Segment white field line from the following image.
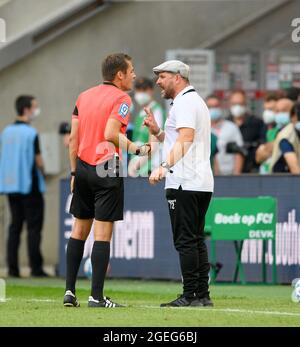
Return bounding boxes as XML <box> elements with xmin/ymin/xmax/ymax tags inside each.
<box><xmin>3</xmin><ymin>298</ymin><xmax>300</xmax><ymax>317</ymax></box>
<box><xmin>2</xmin><ymin>298</ymin><xmax>55</xmax><ymax>302</ymax></box>
<box><xmin>141</xmin><ymin>305</ymin><xmax>300</xmax><ymax>317</ymax></box>
<box><xmin>26</xmin><ymin>299</ymin><xmax>56</xmax><ymax>302</ymax></box>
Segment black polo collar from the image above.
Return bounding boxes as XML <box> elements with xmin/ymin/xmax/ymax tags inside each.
<box><xmin>103</xmin><ymin>81</ymin><xmax>119</xmax><ymax>88</ymax></box>
<box><xmin>170</xmin><ymin>88</ymin><xmax>196</xmax><ymax>106</ymax></box>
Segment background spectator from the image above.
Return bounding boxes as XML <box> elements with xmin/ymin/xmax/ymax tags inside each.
<box><xmin>128</xmin><ymin>77</ymin><xmax>165</xmax><ymax>176</ymax></box>
<box><xmin>285</xmin><ymin>87</ymin><xmax>300</xmax><ymax>102</ymax></box>
<box><xmin>257</xmin><ymin>93</ymin><xmax>278</xmax><ymax>173</ymax></box>
<box><xmin>270</xmin><ymin>101</ymin><xmax>300</xmax><ymax>174</ymax></box>
<box><xmin>207</xmin><ymin>95</ymin><xmax>244</xmax><ymax>175</ymax></box>
<box><xmin>228</xmin><ymin>90</ymin><xmax>266</xmax><ymax>173</ymax></box>
<box><xmin>262</xmin><ymin>93</ymin><xmax>278</xmax><ymax>142</ymax></box>
<box><xmin>0</xmin><ymin>95</ymin><xmax>47</xmax><ymax>278</ymax></box>
<box><xmin>274</xmin><ymin>98</ymin><xmax>294</xmax><ymax>130</ymax></box>
<box><xmin>256</xmin><ymin>97</ymin><xmax>294</xmax><ymax>172</ymax></box>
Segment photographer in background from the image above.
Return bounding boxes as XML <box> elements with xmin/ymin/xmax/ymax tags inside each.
<box><xmin>206</xmin><ymin>95</ymin><xmax>244</xmax><ymax>175</ymax></box>
<box><xmin>228</xmin><ymin>90</ymin><xmax>266</xmax><ymax>173</ymax></box>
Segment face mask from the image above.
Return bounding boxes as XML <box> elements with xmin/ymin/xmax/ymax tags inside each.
<box><xmin>230</xmin><ymin>104</ymin><xmax>246</xmax><ymax>118</ymax></box>
<box><xmin>275</xmin><ymin>112</ymin><xmax>290</xmax><ymax>128</ymax></box>
<box><xmin>134</xmin><ymin>92</ymin><xmax>151</xmax><ymax>106</ymax></box>
<box><xmin>262</xmin><ymin>109</ymin><xmax>275</xmax><ymax>125</ymax></box>
<box><xmin>209</xmin><ymin>108</ymin><xmax>223</xmax><ymax>121</ymax></box>
<box><xmin>295</xmin><ymin>121</ymin><xmax>300</xmax><ymax>131</ymax></box>
<box><xmin>29</xmin><ymin>108</ymin><xmax>41</xmax><ymax>121</ymax></box>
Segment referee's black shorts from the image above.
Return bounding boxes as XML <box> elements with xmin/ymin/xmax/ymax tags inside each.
<box><xmin>70</xmin><ymin>157</ymin><xmax>124</xmax><ymax>222</ymax></box>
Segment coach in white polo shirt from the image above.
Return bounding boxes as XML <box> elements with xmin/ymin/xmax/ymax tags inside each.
<box><xmin>144</xmin><ymin>60</ymin><xmax>214</xmax><ymax>307</ymax></box>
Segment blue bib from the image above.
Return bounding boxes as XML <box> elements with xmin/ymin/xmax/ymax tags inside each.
<box><xmin>0</xmin><ymin>123</ymin><xmax>45</xmax><ymax>194</ymax></box>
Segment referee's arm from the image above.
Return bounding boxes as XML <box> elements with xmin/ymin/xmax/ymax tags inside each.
<box><xmin>105</xmin><ymin>118</ymin><xmax>142</xmax><ymax>155</ymax></box>
<box><xmin>69</xmin><ymin>118</ymin><xmax>79</xmax><ymax>172</ymax></box>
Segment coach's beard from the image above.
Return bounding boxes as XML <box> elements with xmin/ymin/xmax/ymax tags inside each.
<box><xmin>161</xmin><ymin>88</ymin><xmax>174</xmax><ymax>100</ymax></box>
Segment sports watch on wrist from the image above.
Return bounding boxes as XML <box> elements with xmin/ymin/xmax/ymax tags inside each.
<box><xmin>161</xmin><ymin>161</ymin><xmax>172</xmax><ymax>172</ymax></box>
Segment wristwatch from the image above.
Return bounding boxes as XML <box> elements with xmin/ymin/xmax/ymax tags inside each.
<box><xmin>70</xmin><ymin>171</ymin><xmax>76</xmax><ymax>177</ymax></box>
<box><xmin>161</xmin><ymin>161</ymin><xmax>172</xmax><ymax>172</ymax></box>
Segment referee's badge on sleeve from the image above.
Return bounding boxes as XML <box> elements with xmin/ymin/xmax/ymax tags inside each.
<box><xmin>118</xmin><ymin>103</ymin><xmax>129</xmax><ymax>118</ymax></box>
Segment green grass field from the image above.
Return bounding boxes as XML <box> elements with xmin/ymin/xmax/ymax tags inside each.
<box><xmin>0</xmin><ymin>278</ymin><xmax>299</xmax><ymax>327</ymax></box>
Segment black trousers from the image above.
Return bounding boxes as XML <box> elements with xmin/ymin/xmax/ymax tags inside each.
<box><xmin>7</xmin><ymin>193</ymin><xmax>44</xmax><ymax>275</ymax></box>
<box><xmin>166</xmin><ymin>187</ymin><xmax>212</xmax><ymax>298</ymax></box>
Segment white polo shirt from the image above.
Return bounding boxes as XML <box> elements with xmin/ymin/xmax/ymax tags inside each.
<box><xmin>163</xmin><ymin>86</ymin><xmax>214</xmax><ymax>192</ymax></box>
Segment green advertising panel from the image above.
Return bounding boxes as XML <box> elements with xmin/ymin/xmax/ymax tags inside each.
<box><xmin>206</xmin><ymin>197</ymin><xmax>277</xmax><ymax>241</ymax></box>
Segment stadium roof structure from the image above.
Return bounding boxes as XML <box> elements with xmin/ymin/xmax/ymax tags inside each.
<box><xmin>199</xmin><ymin>0</ymin><xmax>292</xmax><ymax>49</ymax></box>
<box><xmin>0</xmin><ymin>0</ymin><xmax>295</xmax><ymax>73</ymax></box>
<box><xmin>0</xmin><ymin>0</ymin><xmax>110</xmax><ymax>72</ymax></box>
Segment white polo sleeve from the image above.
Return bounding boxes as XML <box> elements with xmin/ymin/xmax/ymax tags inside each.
<box><xmin>174</xmin><ymin>98</ymin><xmax>196</xmax><ymax>130</ymax></box>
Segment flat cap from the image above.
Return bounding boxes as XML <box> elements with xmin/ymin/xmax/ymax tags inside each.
<box><xmin>153</xmin><ymin>60</ymin><xmax>190</xmax><ymax>79</ymax></box>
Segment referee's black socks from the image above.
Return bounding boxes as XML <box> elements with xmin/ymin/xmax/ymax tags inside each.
<box><xmin>65</xmin><ymin>237</ymin><xmax>85</xmax><ymax>294</ymax></box>
<box><xmin>91</xmin><ymin>241</ymin><xmax>110</xmax><ymax>301</ymax></box>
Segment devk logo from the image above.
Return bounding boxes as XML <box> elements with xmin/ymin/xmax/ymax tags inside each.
<box><xmin>291</xmin><ymin>18</ymin><xmax>300</xmax><ymax>43</ymax></box>
<box><xmin>0</xmin><ymin>18</ymin><xmax>6</xmax><ymax>43</ymax></box>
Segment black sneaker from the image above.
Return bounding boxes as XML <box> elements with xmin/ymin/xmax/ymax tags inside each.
<box><xmin>160</xmin><ymin>294</ymin><xmax>204</xmax><ymax>307</ymax></box>
<box><xmin>198</xmin><ymin>296</ymin><xmax>214</xmax><ymax>307</ymax></box>
<box><xmin>88</xmin><ymin>296</ymin><xmax>124</xmax><ymax>308</ymax></box>
<box><xmin>63</xmin><ymin>290</ymin><xmax>80</xmax><ymax>307</ymax></box>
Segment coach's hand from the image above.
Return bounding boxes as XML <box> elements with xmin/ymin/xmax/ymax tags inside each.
<box><xmin>70</xmin><ymin>176</ymin><xmax>75</xmax><ymax>193</ymax></box>
<box><xmin>143</xmin><ymin>107</ymin><xmax>160</xmax><ymax>135</ymax></box>
<box><xmin>149</xmin><ymin>166</ymin><xmax>167</xmax><ymax>185</ymax></box>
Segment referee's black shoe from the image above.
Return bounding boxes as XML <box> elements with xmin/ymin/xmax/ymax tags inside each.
<box><xmin>160</xmin><ymin>294</ymin><xmax>205</xmax><ymax>307</ymax></box>
<box><xmin>63</xmin><ymin>290</ymin><xmax>80</xmax><ymax>307</ymax></box>
<box><xmin>88</xmin><ymin>296</ymin><xmax>124</xmax><ymax>308</ymax></box>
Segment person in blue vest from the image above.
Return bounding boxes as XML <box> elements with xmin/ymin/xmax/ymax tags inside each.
<box><xmin>0</xmin><ymin>95</ymin><xmax>47</xmax><ymax>278</ymax></box>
